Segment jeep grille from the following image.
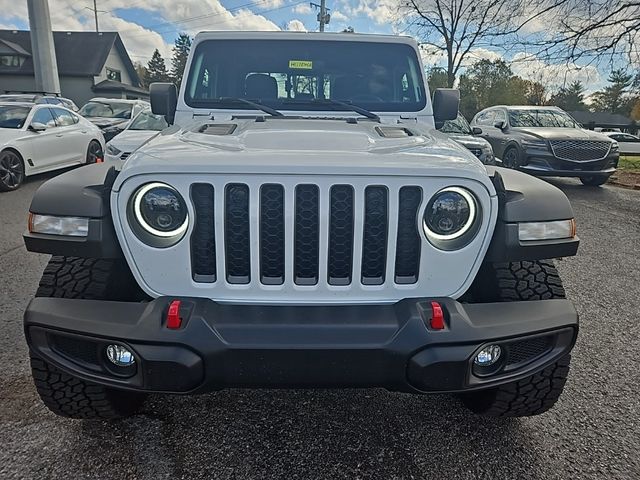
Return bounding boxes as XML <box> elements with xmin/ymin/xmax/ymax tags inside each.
<box><xmin>549</xmin><ymin>140</ymin><xmax>611</xmax><ymax>162</ymax></box>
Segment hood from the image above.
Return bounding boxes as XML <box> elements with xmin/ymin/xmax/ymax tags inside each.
<box><xmin>108</xmin><ymin>130</ymin><xmax>160</xmax><ymax>153</ymax></box>
<box><xmin>513</xmin><ymin>127</ymin><xmax>614</xmax><ymax>141</ymax></box>
<box><xmin>444</xmin><ymin>133</ymin><xmax>491</xmax><ymax>149</ymax></box>
<box><xmin>87</xmin><ymin>117</ymin><xmax>129</xmax><ymax>129</ymax></box>
<box><xmin>117</xmin><ymin>118</ymin><xmax>494</xmax><ymax>190</ymax></box>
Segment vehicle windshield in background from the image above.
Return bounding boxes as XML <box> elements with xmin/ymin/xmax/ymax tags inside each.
<box><xmin>129</xmin><ymin>111</ymin><xmax>168</xmax><ymax>131</ymax></box>
<box><xmin>185</xmin><ymin>40</ymin><xmax>426</xmax><ymax>112</ymax></box>
<box><xmin>509</xmin><ymin>109</ymin><xmax>578</xmax><ymax>128</ymax></box>
<box><xmin>0</xmin><ymin>105</ymin><xmax>30</xmax><ymax>129</ymax></box>
<box><xmin>440</xmin><ymin>114</ymin><xmax>472</xmax><ymax>134</ymax></box>
<box><xmin>79</xmin><ymin>101</ymin><xmax>133</xmax><ymax>119</ymax></box>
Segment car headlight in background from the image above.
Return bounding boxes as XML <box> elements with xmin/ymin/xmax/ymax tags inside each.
<box><xmin>610</xmin><ymin>141</ymin><xmax>619</xmax><ymax>151</ymax></box>
<box><xmin>128</xmin><ymin>182</ymin><xmax>189</xmax><ymax>247</ymax></box>
<box><xmin>521</xmin><ymin>138</ymin><xmax>548</xmax><ymax>149</ymax></box>
<box><xmin>28</xmin><ymin>213</ymin><xmax>89</xmax><ymax>237</ymax></box>
<box><xmin>422</xmin><ymin>187</ymin><xmax>482</xmax><ymax>250</ymax></box>
<box><xmin>106</xmin><ymin>144</ymin><xmax>121</xmax><ymax>156</ymax></box>
<box><xmin>518</xmin><ymin>219</ymin><xmax>576</xmax><ymax>241</ymax></box>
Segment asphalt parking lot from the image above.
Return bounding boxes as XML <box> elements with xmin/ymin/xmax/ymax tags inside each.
<box><xmin>1</xmin><ymin>171</ymin><xmax>639</xmax><ymax>480</ymax></box>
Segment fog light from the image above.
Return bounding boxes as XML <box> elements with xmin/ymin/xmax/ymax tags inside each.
<box><xmin>474</xmin><ymin>345</ymin><xmax>502</xmax><ymax>366</ymax></box>
<box><xmin>106</xmin><ymin>344</ymin><xmax>135</xmax><ymax>367</ymax></box>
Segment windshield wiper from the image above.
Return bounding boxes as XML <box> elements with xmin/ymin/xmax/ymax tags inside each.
<box><xmin>283</xmin><ymin>98</ymin><xmax>380</xmax><ymax>122</ymax></box>
<box><xmin>211</xmin><ymin>97</ymin><xmax>283</xmax><ymax>117</ymax></box>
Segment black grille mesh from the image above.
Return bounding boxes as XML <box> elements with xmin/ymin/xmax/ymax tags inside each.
<box><xmin>362</xmin><ymin>186</ymin><xmax>388</xmax><ymax>285</ymax></box>
<box><xmin>51</xmin><ymin>335</ymin><xmax>100</xmax><ymax>366</ymax></box>
<box><xmin>328</xmin><ymin>185</ymin><xmax>354</xmax><ymax>285</ymax></box>
<box><xmin>191</xmin><ymin>184</ymin><xmax>216</xmax><ymax>282</ymax></box>
<box><xmin>260</xmin><ymin>184</ymin><xmax>285</xmax><ymax>284</ymax></box>
<box><xmin>225</xmin><ymin>184</ymin><xmax>251</xmax><ymax>283</ymax></box>
<box><xmin>550</xmin><ymin>140</ymin><xmax>611</xmax><ymax>161</ymax></box>
<box><xmin>295</xmin><ymin>184</ymin><xmax>320</xmax><ymax>285</ymax></box>
<box><xmin>395</xmin><ymin>186</ymin><xmax>422</xmax><ymax>284</ymax></box>
<box><xmin>506</xmin><ymin>336</ymin><xmax>553</xmax><ymax>366</ymax></box>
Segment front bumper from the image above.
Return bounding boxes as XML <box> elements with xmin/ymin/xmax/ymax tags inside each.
<box><xmin>520</xmin><ymin>148</ymin><xmax>618</xmax><ymax>177</ymax></box>
<box><xmin>24</xmin><ymin>297</ymin><xmax>578</xmax><ymax>394</ymax></box>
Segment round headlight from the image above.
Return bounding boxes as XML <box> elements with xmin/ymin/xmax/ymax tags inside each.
<box><xmin>132</xmin><ymin>182</ymin><xmax>188</xmax><ymax>238</ymax></box>
<box><xmin>423</xmin><ymin>187</ymin><xmax>480</xmax><ymax>250</ymax></box>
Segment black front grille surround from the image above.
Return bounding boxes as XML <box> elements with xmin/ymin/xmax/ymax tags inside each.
<box><xmin>190</xmin><ymin>182</ymin><xmax>431</xmax><ymax>288</ymax></box>
<box><xmin>550</xmin><ymin>140</ymin><xmax>611</xmax><ymax>162</ymax></box>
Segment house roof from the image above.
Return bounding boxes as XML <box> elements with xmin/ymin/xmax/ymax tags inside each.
<box><xmin>0</xmin><ymin>30</ymin><xmax>141</xmax><ymax>87</ymax></box>
<box><xmin>93</xmin><ymin>79</ymin><xmax>149</xmax><ymax>96</ymax></box>
<box><xmin>568</xmin><ymin>110</ymin><xmax>636</xmax><ymax>126</ymax></box>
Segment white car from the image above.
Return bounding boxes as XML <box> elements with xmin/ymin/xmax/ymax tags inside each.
<box><xmin>105</xmin><ymin>110</ymin><xmax>168</xmax><ymax>163</ymax></box>
<box><xmin>0</xmin><ymin>102</ymin><xmax>105</xmax><ymax>191</ymax></box>
<box><xmin>605</xmin><ymin>132</ymin><xmax>640</xmax><ymax>154</ymax></box>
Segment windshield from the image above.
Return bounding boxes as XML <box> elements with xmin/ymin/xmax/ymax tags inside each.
<box><xmin>129</xmin><ymin>111</ymin><xmax>168</xmax><ymax>131</ymax></box>
<box><xmin>0</xmin><ymin>105</ymin><xmax>30</xmax><ymax>129</ymax></box>
<box><xmin>509</xmin><ymin>109</ymin><xmax>578</xmax><ymax>128</ymax></box>
<box><xmin>439</xmin><ymin>114</ymin><xmax>472</xmax><ymax>134</ymax></box>
<box><xmin>185</xmin><ymin>40</ymin><xmax>426</xmax><ymax>112</ymax></box>
<box><xmin>79</xmin><ymin>101</ymin><xmax>133</xmax><ymax>119</ymax></box>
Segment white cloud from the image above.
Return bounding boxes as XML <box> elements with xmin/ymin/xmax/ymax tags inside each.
<box><xmin>286</xmin><ymin>19</ymin><xmax>307</xmax><ymax>32</ymax></box>
<box><xmin>510</xmin><ymin>52</ymin><xmax>602</xmax><ymax>91</ymax></box>
<box><xmin>331</xmin><ymin>11</ymin><xmax>349</xmax><ymax>22</ymax></box>
<box><xmin>341</xmin><ymin>0</ymin><xmax>397</xmax><ymax>25</ymax></box>
<box><xmin>292</xmin><ymin>4</ymin><xmax>313</xmax><ymax>15</ymax></box>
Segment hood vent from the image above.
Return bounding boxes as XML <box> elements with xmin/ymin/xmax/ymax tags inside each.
<box><xmin>198</xmin><ymin>124</ymin><xmax>237</xmax><ymax>136</ymax></box>
<box><xmin>376</xmin><ymin>127</ymin><xmax>414</xmax><ymax>138</ymax></box>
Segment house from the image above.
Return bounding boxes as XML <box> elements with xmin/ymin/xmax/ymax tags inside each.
<box><xmin>568</xmin><ymin>110</ymin><xmax>638</xmax><ymax>135</ymax></box>
<box><xmin>0</xmin><ymin>30</ymin><xmax>148</xmax><ymax>107</ymax></box>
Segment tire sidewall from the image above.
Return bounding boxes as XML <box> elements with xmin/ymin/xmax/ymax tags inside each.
<box><xmin>0</xmin><ymin>149</ymin><xmax>25</xmax><ymax>191</ymax></box>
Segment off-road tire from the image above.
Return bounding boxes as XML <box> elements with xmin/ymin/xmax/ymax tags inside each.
<box><xmin>31</xmin><ymin>256</ymin><xmax>147</xmax><ymax>419</ymax></box>
<box><xmin>580</xmin><ymin>175</ymin><xmax>609</xmax><ymax>187</ymax></box>
<box><xmin>461</xmin><ymin>260</ymin><xmax>572</xmax><ymax>417</ymax></box>
<box><xmin>30</xmin><ymin>355</ymin><xmax>146</xmax><ymax>419</ymax></box>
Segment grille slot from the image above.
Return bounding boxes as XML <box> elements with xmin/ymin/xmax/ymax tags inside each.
<box><xmin>550</xmin><ymin>140</ymin><xmax>611</xmax><ymax>161</ymax></box>
<box><xmin>225</xmin><ymin>184</ymin><xmax>251</xmax><ymax>284</ymax></box>
<box><xmin>361</xmin><ymin>186</ymin><xmax>388</xmax><ymax>285</ymax></box>
<box><xmin>294</xmin><ymin>185</ymin><xmax>320</xmax><ymax>285</ymax></box>
<box><xmin>191</xmin><ymin>183</ymin><xmax>216</xmax><ymax>282</ymax></box>
<box><xmin>260</xmin><ymin>184</ymin><xmax>285</xmax><ymax>285</ymax></box>
<box><xmin>328</xmin><ymin>185</ymin><xmax>354</xmax><ymax>285</ymax></box>
<box><xmin>50</xmin><ymin>334</ymin><xmax>100</xmax><ymax>367</ymax></box>
<box><xmin>506</xmin><ymin>336</ymin><xmax>553</xmax><ymax>366</ymax></box>
<box><xmin>395</xmin><ymin>186</ymin><xmax>423</xmax><ymax>284</ymax></box>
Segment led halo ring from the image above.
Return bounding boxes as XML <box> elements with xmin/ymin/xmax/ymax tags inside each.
<box><xmin>423</xmin><ymin>186</ymin><xmax>478</xmax><ymax>241</ymax></box>
<box><xmin>133</xmin><ymin>182</ymin><xmax>189</xmax><ymax>238</ymax></box>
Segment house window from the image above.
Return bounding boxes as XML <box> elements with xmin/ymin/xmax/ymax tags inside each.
<box><xmin>0</xmin><ymin>55</ymin><xmax>25</xmax><ymax>68</ymax></box>
<box><xmin>106</xmin><ymin>68</ymin><xmax>122</xmax><ymax>82</ymax></box>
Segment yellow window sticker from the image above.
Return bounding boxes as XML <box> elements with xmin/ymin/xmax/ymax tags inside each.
<box><xmin>289</xmin><ymin>60</ymin><xmax>313</xmax><ymax>70</ymax></box>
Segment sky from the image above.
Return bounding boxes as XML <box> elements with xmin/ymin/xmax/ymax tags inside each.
<box><xmin>0</xmin><ymin>0</ymin><xmax>608</xmax><ymax>93</ymax></box>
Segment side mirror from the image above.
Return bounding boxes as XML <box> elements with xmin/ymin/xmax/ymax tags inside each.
<box><xmin>150</xmin><ymin>82</ymin><xmax>177</xmax><ymax>125</ymax></box>
<box><xmin>29</xmin><ymin>122</ymin><xmax>47</xmax><ymax>132</ymax></box>
<box><xmin>432</xmin><ymin>88</ymin><xmax>460</xmax><ymax>129</ymax></box>
<box><xmin>472</xmin><ymin>126</ymin><xmax>483</xmax><ymax>135</ymax></box>
<box><xmin>494</xmin><ymin>121</ymin><xmax>506</xmax><ymax>130</ymax></box>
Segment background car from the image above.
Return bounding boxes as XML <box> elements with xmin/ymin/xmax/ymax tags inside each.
<box><xmin>0</xmin><ymin>102</ymin><xmax>104</xmax><ymax>191</ymax></box>
<box><xmin>78</xmin><ymin>98</ymin><xmax>149</xmax><ymax>142</ymax></box>
<box><xmin>438</xmin><ymin>113</ymin><xmax>496</xmax><ymax>165</ymax></box>
<box><xmin>604</xmin><ymin>132</ymin><xmax>640</xmax><ymax>154</ymax></box>
<box><xmin>471</xmin><ymin>105</ymin><xmax>618</xmax><ymax>186</ymax></box>
<box><xmin>0</xmin><ymin>92</ymin><xmax>79</xmax><ymax>111</ymax></box>
<box><xmin>105</xmin><ymin>109</ymin><xmax>168</xmax><ymax>163</ymax></box>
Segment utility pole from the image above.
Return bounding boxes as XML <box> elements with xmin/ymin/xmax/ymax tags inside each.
<box><xmin>310</xmin><ymin>1</ymin><xmax>330</xmax><ymax>32</ymax></box>
<box><xmin>93</xmin><ymin>0</ymin><xmax>99</xmax><ymax>33</ymax></box>
<box><xmin>27</xmin><ymin>0</ymin><xmax>60</xmax><ymax>94</ymax></box>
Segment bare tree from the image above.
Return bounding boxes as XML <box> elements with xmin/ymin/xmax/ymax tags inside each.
<box><xmin>401</xmin><ymin>0</ymin><xmax>562</xmax><ymax>86</ymax></box>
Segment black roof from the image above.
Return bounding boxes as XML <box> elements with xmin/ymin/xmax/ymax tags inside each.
<box><xmin>568</xmin><ymin>110</ymin><xmax>636</xmax><ymax>127</ymax></box>
<box><xmin>0</xmin><ymin>30</ymin><xmax>140</xmax><ymax>87</ymax></box>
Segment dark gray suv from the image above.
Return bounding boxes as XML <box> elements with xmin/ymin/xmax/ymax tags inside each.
<box><xmin>471</xmin><ymin>105</ymin><xmax>619</xmax><ymax>186</ymax></box>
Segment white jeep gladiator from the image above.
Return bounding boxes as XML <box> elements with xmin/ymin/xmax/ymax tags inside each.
<box><xmin>23</xmin><ymin>32</ymin><xmax>579</xmax><ymax>420</ymax></box>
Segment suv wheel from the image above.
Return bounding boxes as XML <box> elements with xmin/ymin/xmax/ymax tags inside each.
<box><xmin>460</xmin><ymin>260</ymin><xmax>572</xmax><ymax>417</ymax></box>
<box><xmin>502</xmin><ymin>146</ymin><xmax>520</xmax><ymax>169</ymax></box>
<box><xmin>30</xmin><ymin>256</ymin><xmax>148</xmax><ymax>419</ymax></box>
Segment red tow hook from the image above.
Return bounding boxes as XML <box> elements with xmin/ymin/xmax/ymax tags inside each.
<box><xmin>430</xmin><ymin>301</ymin><xmax>445</xmax><ymax>330</ymax></box>
<box><xmin>166</xmin><ymin>300</ymin><xmax>182</xmax><ymax>329</ymax></box>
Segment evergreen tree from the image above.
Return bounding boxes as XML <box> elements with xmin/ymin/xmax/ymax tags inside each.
<box><xmin>133</xmin><ymin>62</ymin><xmax>149</xmax><ymax>89</ymax></box>
<box><xmin>591</xmin><ymin>69</ymin><xmax>634</xmax><ymax>114</ymax></box>
<box><xmin>549</xmin><ymin>81</ymin><xmax>587</xmax><ymax>111</ymax></box>
<box><xmin>145</xmin><ymin>49</ymin><xmax>170</xmax><ymax>85</ymax></box>
<box><xmin>427</xmin><ymin>67</ymin><xmax>449</xmax><ymax>91</ymax></box>
<box><xmin>170</xmin><ymin>33</ymin><xmax>192</xmax><ymax>88</ymax></box>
